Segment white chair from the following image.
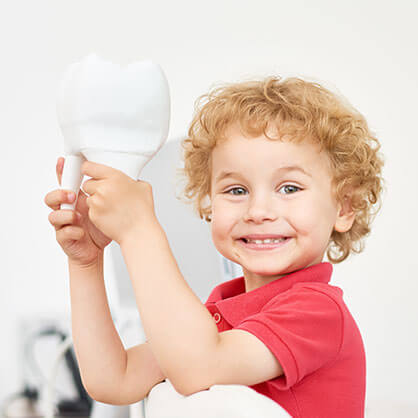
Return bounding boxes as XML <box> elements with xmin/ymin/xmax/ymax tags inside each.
<box><xmin>144</xmin><ymin>378</ymin><xmax>290</xmax><ymax>418</ymax></box>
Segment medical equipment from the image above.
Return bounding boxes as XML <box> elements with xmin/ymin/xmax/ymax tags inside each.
<box><xmin>2</xmin><ymin>324</ymin><xmax>92</xmax><ymax>417</ymax></box>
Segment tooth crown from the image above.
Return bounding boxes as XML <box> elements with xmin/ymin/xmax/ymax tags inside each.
<box><xmin>248</xmin><ymin>238</ymin><xmax>285</xmax><ymax>244</ymax></box>
<box><xmin>57</xmin><ymin>53</ymin><xmax>170</xmax><ymax>157</ymax></box>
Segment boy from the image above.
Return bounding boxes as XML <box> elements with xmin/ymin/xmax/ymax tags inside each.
<box><xmin>44</xmin><ymin>75</ymin><xmax>384</xmax><ymax>417</ymax></box>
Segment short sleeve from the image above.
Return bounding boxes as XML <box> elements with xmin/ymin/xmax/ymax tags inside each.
<box><xmin>235</xmin><ymin>286</ymin><xmax>344</xmax><ymax>389</ymax></box>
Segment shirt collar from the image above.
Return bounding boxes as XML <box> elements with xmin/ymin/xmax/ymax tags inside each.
<box><xmin>207</xmin><ymin>262</ymin><xmax>333</xmax><ymax>327</ymax></box>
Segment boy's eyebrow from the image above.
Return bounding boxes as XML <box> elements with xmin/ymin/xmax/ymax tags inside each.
<box><xmin>215</xmin><ymin>165</ymin><xmax>312</xmax><ymax>183</ymax></box>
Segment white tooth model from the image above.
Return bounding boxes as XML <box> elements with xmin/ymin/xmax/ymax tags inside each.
<box><xmin>57</xmin><ymin>53</ymin><xmax>170</xmax><ymax>210</ymax></box>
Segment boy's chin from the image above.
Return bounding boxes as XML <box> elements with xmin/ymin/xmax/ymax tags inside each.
<box><xmin>242</xmin><ymin>264</ymin><xmax>293</xmax><ymax>278</ymax></box>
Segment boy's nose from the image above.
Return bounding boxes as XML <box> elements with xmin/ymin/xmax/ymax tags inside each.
<box><xmin>243</xmin><ymin>195</ymin><xmax>277</xmax><ymax>224</ymax></box>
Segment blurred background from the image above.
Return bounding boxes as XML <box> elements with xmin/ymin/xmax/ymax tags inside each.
<box><xmin>0</xmin><ymin>0</ymin><xmax>417</xmax><ymax>416</ymax></box>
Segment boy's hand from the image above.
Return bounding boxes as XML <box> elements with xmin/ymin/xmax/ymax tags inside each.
<box><xmin>44</xmin><ymin>157</ymin><xmax>112</xmax><ymax>267</ymax></box>
<box><xmin>80</xmin><ymin>161</ymin><xmax>160</xmax><ymax>245</ymax></box>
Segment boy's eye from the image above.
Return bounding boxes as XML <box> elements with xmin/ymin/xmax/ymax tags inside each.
<box><xmin>278</xmin><ymin>185</ymin><xmax>301</xmax><ymax>194</ymax></box>
<box><xmin>225</xmin><ymin>187</ymin><xmax>247</xmax><ymax>196</ymax></box>
<box><xmin>225</xmin><ymin>185</ymin><xmax>301</xmax><ymax>195</ymax></box>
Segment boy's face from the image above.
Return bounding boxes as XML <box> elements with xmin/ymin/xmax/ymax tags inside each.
<box><xmin>209</xmin><ymin>124</ymin><xmax>354</xmax><ymax>292</ymax></box>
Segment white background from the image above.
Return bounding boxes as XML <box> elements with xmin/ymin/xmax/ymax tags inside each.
<box><xmin>1</xmin><ymin>0</ymin><xmax>417</xmax><ymax>416</ymax></box>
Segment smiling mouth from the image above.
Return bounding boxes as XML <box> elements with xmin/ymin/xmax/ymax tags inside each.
<box><xmin>241</xmin><ymin>237</ymin><xmax>288</xmax><ymax>244</ymax></box>
<box><xmin>238</xmin><ymin>237</ymin><xmax>292</xmax><ymax>250</ymax></box>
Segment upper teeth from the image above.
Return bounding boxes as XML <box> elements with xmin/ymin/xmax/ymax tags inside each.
<box><xmin>246</xmin><ymin>238</ymin><xmax>286</xmax><ymax>244</ymax></box>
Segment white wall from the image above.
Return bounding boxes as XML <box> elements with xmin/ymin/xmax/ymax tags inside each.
<box><xmin>1</xmin><ymin>0</ymin><xmax>417</xmax><ymax>415</ymax></box>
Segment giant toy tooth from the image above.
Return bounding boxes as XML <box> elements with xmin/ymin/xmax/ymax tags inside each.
<box><xmin>56</xmin><ymin>53</ymin><xmax>170</xmax><ymax>210</ymax></box>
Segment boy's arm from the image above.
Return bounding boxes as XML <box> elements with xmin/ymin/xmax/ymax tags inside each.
<box><xmin>123</xmin><ymin>341</ymin><xmax>166</xmax><ymax>402</ymax></box>
<box><xmin>120</xmin><ymin>223</ymin><xmax>283</xmax><ymax>396</ymax></box>
<box><xmin>68</xmin><ymin>254</ymin><xmax>165</xmax><ymax>405</ymax></box>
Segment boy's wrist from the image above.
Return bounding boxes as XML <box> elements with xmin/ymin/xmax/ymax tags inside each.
<box><xmin>120</xmin><ymin>219</ymin><xmax>165</xmax><ymax>250</ymax></box>
<box><xmin>68</xmin><ymin>252</ymin><xmax>104</xmax><ymax>272</ymax></box>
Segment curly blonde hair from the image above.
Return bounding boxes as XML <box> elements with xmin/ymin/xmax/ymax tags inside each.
<box><xmin>177</xmin><ymin>76</ymin><xmax>385</xmax><ymax>263</ymax></box>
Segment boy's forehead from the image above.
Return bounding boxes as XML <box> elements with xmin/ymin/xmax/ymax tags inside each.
<box><xmin>219</xmin><ymin>122</ymin><xmax>318</xmax><ymax>150</ymax></box>
<box><xmin>211</xmin><ymin>131</ymin><xmax>334</xmax><ymax>180</ymax></box>
<box><xmin>213</xmin><ymin>130</ymin><xmax>318</xmax><ymax>162</ymax></box>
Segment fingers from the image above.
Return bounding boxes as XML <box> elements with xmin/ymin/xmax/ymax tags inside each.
<box><xmin>45</xmin><ymin>187</ymin><xmax>82</xmax><ymax>234</ymax></box>
<box><xmin>47</xmin><ymin>157</ymin><xmax>85</xmax><ymax>241</ymax></box>
<box><xmin>44</xmin><ymin>188</ymin><xmax>76</xmax><ymax>211</ymax></box>
<box><xmin>56</xmin><ymin>224</ymin><xmax>85</xmax><ymax>242</ymax></box>
<box><xmin>48</xmin><ymin>209</ymin><xmax>81</xmax><ymax>231</ymax></box>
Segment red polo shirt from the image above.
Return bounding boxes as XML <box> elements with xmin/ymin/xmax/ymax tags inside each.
<box><xmin>204</xmin><ymin>262</ymin><xmax>366</xmax><ymax>418</ymax></box>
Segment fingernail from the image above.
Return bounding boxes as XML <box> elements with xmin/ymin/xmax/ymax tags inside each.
<box><xmin>68</xmin><ymin>192</ymin><xmax>75</xmax><ymax>201</ymax></box>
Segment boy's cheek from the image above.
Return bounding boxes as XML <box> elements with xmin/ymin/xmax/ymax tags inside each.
<box><xmin>210</xmin><ymin>211</ymin><xmax>238</xmax><ymax>245</ymax></box>
<box><xmin>211</xmin><ymin>203</ymin><xmax>241</xmax><ymax>230</ymax></box>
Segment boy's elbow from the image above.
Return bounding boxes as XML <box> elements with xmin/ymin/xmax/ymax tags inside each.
<box><xmin>77</xmin><ymin>380</ymin><xmax>110</xmax><ymax>405</ymax></box>
<box><xmin>82</xmin><ymin>384</ymin><xmax>109</xmax><ymax>405</ymax></box>
<box><xmin>88</xmin><ymin>387</ymin><xmax>146</xmax><ymax>406</ymax></box>
<box><xmin>78</xmin><ymin>378</ymin><xmax>105</xmax><ymax>404</ymax></box>
<box><xmin>92</xmin><ymin>396</ymin><xmax>132</xmax><ymax>406</ymax></box>
<box><xmin>84</xmin><ymin>378</ymin><xmax>146</xmax><ymax>406</ymax></box>
<box><xmin>171</xmin><ymin>380</ymin><xmax>192</xmax><ymax>397</ymax></box>
<box><xmin>169</xmin><ymin>366</ymin><xmax>213</xmax><ymax>396</ymax></box>
<box><xmin>82</xmin><ymin>384</ymin><xmax>107</xmax><ymax>404</ymax></box>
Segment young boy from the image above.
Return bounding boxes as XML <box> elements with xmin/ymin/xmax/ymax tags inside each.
<box><xmin>44</xmin><ymin>75</ymin><xmax>384</xmax><ymax>418</ymax></box>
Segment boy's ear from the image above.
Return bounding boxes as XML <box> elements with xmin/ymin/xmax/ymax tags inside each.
<box><xmin>334</xmin><ymin>195</ymin><xmax>356</xmax><ymax>233</ymax></box>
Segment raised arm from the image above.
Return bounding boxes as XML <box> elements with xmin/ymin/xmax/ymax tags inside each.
<box><xmin>69</xmin><ymin>255</ymin><xmax>165</xmax><ymax>404</ymax></box>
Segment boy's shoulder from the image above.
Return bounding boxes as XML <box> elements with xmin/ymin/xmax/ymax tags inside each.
<box><xmin>291</xmin><ymin>281</ymin><xmax>344</xmax><ymax>302</ymax></box>
<box><xmin>263</xmin><ymin>281</ymin><xmax>345</xmax><ymax>313</ymax></box>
